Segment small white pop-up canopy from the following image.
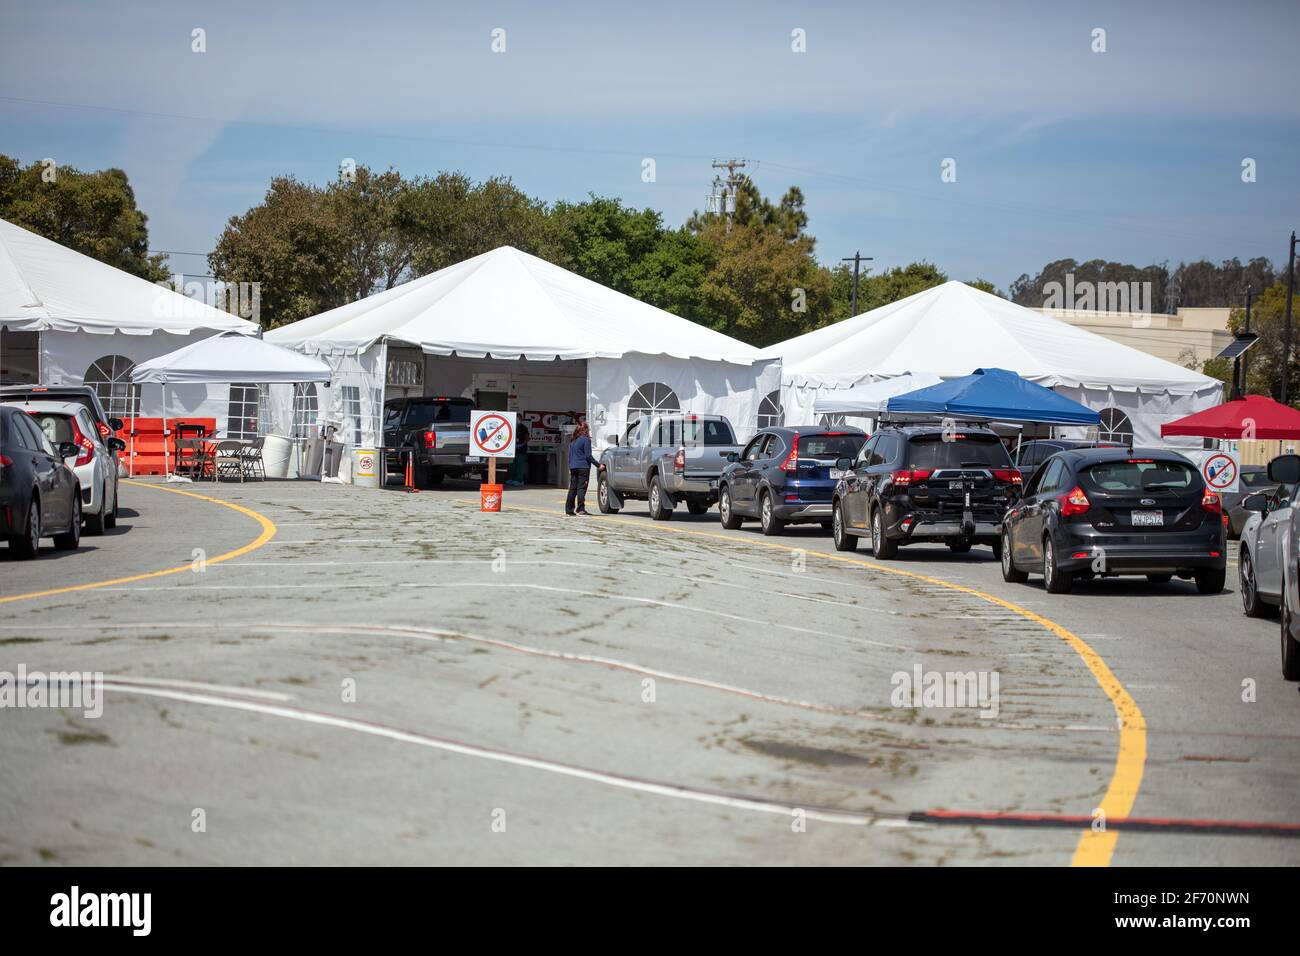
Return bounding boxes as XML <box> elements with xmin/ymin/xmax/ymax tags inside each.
<box><xmin>130</xmin><ymin>331</ymin><xmax>332</xmax><ymax>480</ymax></box>
<box><xmin>132</xmin><ymin>331</ymin><xmax>332</xmax><ymax>385</ymax></box>
<box><xmin>268</xmin><ymin>246</ymin><xmax>780</xmax><ymax>452</ymax></box>
<box><xmin>765</xmin><ymin>281</ymin><xmax>1223</xmax><ymax>445</ymax></box>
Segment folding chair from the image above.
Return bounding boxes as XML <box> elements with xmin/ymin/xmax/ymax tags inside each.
<box><xmin>241</xmin><ymin>436</ymin><xmax>266</xmax><ymax>480</ymax></box>
<box><xmin>213</xmin><ymin>440</ymin><xmax>246</xmax><ymax>482</ymax></box>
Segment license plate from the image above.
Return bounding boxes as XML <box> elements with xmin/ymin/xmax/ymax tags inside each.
<box><xmin>709</xmin><ymin>479</ymin><xmax>719</xmax><ymax>490</ymax></box>
<box><xmin>948</xmin><ymin>480</ymin><xmax>966</xmax><ymax>489</ymax></box>
<box><xmin>465</xmin><ymin>455</ymin><xmax>481</xmax><ymax>463</ymax></box>
<box><xmin>1131</xmin><ymin>510</ymin><xmax>1163</xmax><ymax>526</ymax></box>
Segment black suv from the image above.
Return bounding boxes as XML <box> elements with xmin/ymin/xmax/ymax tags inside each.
<box><xmin>831</xmin><ymin>424</ymin><xmax>1022</xmax><ymax>558</ymax></box>
<box><xmin>1013</xmin><ymin>438</ymin><xmax>1124</xmax><ymax>483</ymax></box>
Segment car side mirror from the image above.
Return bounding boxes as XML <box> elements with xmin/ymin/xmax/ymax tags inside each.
<box><xmin>726</xmin><ymin>452</ymin><xmax>738</xmax><ymax>463</ymax></box>
<box><xmin>835</xmin><ymin>457</ymin><xmax>852</xmax><ymax>471</ymax></box>
<box><xmin>56</xmin><ymin>441</ymin><xmax>79</xmax><ymax>459</ymax></box>
<box><xmin>107</xmin><ymin>437</ymin><xmax>127</xmax><ymax>452</ymax></box>
<box><xmin>108</xmin><ymin>417</ymin><xmax>124</xmax><ymax>432</ymax></box>
<box><xmin>606</xmin><ymin>434</ymin><xmax>619</xmax><ymax>446</ymax></box>
<box><xmin>1267</xmin><ymin>453</ymin><xmax>1300</xmax><ymax>485</ymax></box>
<box><xmin>1242</xmin><ymin>492</ymin><xmax>1267</xmax><ymax>513</ymax></box>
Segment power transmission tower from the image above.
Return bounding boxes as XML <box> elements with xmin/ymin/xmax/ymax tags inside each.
<box><xmin>841</xmin><ymin>251</ymin><xmax>873</xmax><ymax>315</ymax></box>
<box><xmin>709</xmin><ymin>159</ymin><xmax>748</xmax><ymax>232</ymax></box>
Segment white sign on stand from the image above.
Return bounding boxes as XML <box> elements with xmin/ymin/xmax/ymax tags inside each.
<box><xmin>1184</xmin><ymin>449</ymin><xmax>1240</xmax><ymax>495</ymax></box>
<box><xmin>471</xmin><ymin>410</ymin><xmax>517</xmax><ymax>458</ymax></box>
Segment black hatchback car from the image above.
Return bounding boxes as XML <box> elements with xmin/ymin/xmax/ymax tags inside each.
<box><xmin>1000</xmin><ymin>447</ymin><xmax>1226</xmax><ymax>594</ymax></box>
<box><xmin>831</xmin><ymin>423</ymin><xmax>1022</xmax><ymax>558</ymax></box>
<box><xmin>718</xmin><ymin>426</ymin><xmax>867</xmax><ymax>534</ymax></box>
<box><xmin>1</xmin><ymin>404</ymin><xmax>83</xmax><ymax>558</ymax></box>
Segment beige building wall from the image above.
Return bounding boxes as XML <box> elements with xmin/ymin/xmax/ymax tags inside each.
<box><xmin>1031</xmin><ymin>306</ymin><xmax>1233</xmax><ymax>370</ymax></box>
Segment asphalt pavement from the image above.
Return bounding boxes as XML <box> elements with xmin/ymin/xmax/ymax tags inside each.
<box><xmin>0</xmin><ymin>477</ymin><xmax>1295</xmax><ymax>866</ymax></box>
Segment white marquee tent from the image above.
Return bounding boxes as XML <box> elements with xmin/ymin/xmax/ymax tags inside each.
<box><xmin>764</xmin><ymin>281</ymin><xmax>1223</xmax><ymax>446</ymax></box>
<box><xmin>267</xmin><ymin>246</ymin><xmax>780</xmax><ymax>455</ymax></box>
<box><xmin>0</xmin><ymin>217</ymin><xmax>256</xmax><ymax>430</ymax></box>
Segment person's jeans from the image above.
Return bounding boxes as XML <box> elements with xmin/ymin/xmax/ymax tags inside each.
<box><xmin>566</xmin><ymin>468</ymin><xmax>590</xmax><ymax>513</ymax></box>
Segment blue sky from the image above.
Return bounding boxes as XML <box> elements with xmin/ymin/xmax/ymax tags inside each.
<box><xmin>2</xmin><ymin>0</ymin><xmax>1298</xmax><ymax>291</ymax></box>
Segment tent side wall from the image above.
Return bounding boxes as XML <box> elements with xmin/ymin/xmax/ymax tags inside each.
<box><xmin>1055</xmin><ymin>381</ymin><xmax>1225</xmax><ymax>448</ymax></box>
<box><xmin>41</xmin><ymin>329</ymin><xmax>236</xmax><ymax>428</ymax></box>
<box><xmin>588</xmin><ymin>355</ymin><xmax>781</xmax><ymax>451</ymax></box>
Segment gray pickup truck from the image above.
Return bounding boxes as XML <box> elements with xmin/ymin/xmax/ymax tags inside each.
<box><xmin>383</xmin><ymin>396</ymin><xmax>508</xmax><ymax>487</ymax></box>
<box><xmin>595</xmin><ymin>413</ymin><xmax>742</xmax><ymax>519</ymax></box>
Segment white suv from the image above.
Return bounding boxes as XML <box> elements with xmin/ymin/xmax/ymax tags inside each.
<box><xmin>24</xmin><ymin>401</ymin><xmax>122</xmax><ymax>534</ymax></box>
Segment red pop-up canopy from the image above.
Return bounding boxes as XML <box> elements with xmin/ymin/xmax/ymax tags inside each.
<box><xmin>1160</xmin><ymin>393</ymin><xmax>1300</xmax><ymax>440</ymax></box>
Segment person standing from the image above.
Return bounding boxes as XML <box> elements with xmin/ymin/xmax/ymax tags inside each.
<box><xmin>566</xmin><ymin>422</ymin><xmax>604</xmax><ymax>516</ymax></box>
<box><xmin>506</xmin><ymin>419</ymin><xmax>530</xmax><ymax>487</ymax></box>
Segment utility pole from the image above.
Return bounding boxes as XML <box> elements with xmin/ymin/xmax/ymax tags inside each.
<box><xmin>710</xmin><ymin>159</ymin><xmax>748</xmax><ymax>232</ymax></box>
<box><xmin>1284</xmin><ymin>231</ymin><xmax>1297</xmax><ymax>406</ymax></box>
<box><xmin>840</xmin><ymin>251</ymin><xmax>874</xmax><ymax>315</ymax></box>
<box><xmin>1241</xmin><ymin>285</ymin><xmax>1252</xmax><ymax>398</ymax></box>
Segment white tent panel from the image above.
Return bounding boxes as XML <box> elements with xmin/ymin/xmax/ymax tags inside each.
<box><xmin>0</xmin><ymin>217</ymin><xmax>255</xmax><ymax>336</ymax></box>
<box><xmin>132</xmin><ymin>331</ymin><xmax>332</xmax><ymax>385</ymax></box>
<box><xmin>764</xmin><ymin>281</ymin><xmax>1223</xmax><ymax>446</ymax></box>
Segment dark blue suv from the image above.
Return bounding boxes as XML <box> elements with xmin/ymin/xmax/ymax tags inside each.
<box><xmin>718</xmin><ymin>426</ymin><xmax>867</xmax><ymax>535</ymax></box>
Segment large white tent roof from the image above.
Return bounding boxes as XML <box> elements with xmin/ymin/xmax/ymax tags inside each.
<box><xmin>763</xmin><ymin>280</ymin><xmax>1220</xmax><ymax>395</ymax></box>
<box><xmin>0</xmin><ymin>217</ymin><xmax>255</xmax><ymax>336</ymax></box>
<box><xmin>266</xmin><ymin>245</ymin><xmax>763</xmax><ymax>364</ymax></box>
<box><xmin>132</xmin><ymin>331</ymin><xmax>332</xmax><ymax>385</ymax></box>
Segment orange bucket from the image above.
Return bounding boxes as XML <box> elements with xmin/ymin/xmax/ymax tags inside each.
<box><xmin>480</xmin><ymin>483</ymin><xmax>504</xmax><ymax>512</ymax></box>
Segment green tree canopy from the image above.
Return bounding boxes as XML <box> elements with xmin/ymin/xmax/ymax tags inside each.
<box><xmin>0</xmin><ymin>154</ymin><xmax>167</xmax><ymax>281</ymax></box>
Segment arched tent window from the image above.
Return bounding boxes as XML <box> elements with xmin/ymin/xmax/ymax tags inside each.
<box><xmin>626</xmin><ymin>382</ymin><xmax>679</xmax><ymax>423</ymax></box>
<box><xmin>758</xmin><ymin>390</ymin><xmax>783</xmax><ymax>429</ymax></box>
<box><xmin>1098</xmin><ymin>407</ymin><xmax>1134</xmax><ymax>444</ymax></box>
<box><xmin>227</xmin><ymin>384</ymin><xmax>260</xmax><ymax>440</ymax></box>
<box><xmin>292</xmin><ymin>383</ymin><xmax>319</xmax><ymax>438</ymax></box>
<box><xmin>84</xmin><ymin>354</ymin><xmax>140</xmax><ymax>420</ymax></box>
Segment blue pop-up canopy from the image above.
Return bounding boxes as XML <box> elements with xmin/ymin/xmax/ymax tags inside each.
<box><xmin>885</xmin><ymin>367</ymin><xmax>1101</xmax><ymax>425</ymax></box>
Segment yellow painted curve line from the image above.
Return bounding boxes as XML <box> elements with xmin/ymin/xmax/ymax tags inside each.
<box><xmin>491</xmin><ymin>499</ymin><xmax>1146</xmax><ymax>867</ymax></box>
<box><xmin>0</xmin><ymin>480</ymin><xmax>278</xmax><ymax>605</ymax></box>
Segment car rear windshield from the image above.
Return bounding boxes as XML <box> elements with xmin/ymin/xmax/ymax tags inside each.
<box><xmin>906</xmin><ymin>433</ymin><xmax>1011</xmax><ymax>469</ymax></box>
<box><xmin>799</xmin><ymin>434</ymin><xmax>866</xmax><ymax>459</ymax></box>
<box><xmin>678</xmin><ymin>418</ymin><xmax>735</xmax><ymax>446</ymax></box>
<box><xmin>1083</xmin><ymin>459</ymin><xmax>1198</xmax><ymax>493</ymax></box>
<box><xmin>1241</xmin><ymin>470</ymin><xmax>1274</xmax><ymax>489</ymax></box>
<box><xmin>397</xmin><ymin>401</ymin><xmax>472</xmax><ymax>427</ymax></box>
<box><xmin>29</xmin><ymin>412</ymin><xmax>74</xmax><ymax>445</ymax></box>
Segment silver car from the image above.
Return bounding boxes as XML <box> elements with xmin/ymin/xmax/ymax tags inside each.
<box><xmin>24</xmin><ymin>400</ymin><xmax>123</xmax><ymax>535</ymax></box>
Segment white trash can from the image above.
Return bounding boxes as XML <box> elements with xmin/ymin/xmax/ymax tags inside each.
<box><xmin>263</xmin><ymin>434</ymin><xmax>293</xmax><ymax>479</ymax></box>
<box><xmin>352</xmin><ymin>448</ymin><xmax>379</xmax><ymax>487</ymax></box>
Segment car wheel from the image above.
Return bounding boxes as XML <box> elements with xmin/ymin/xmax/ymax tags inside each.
<box><xmin>648</xmin><ymin>477</ymin><xmax>673</xmax><ymax>521</ymax></box>
<box><xmin>1146</xmin><ymin>573</ymin><xmax>1173</xmax><ymax>584</ymax></box>
<box><xmin>759</xmin><ymin>492</ymin><xmax>785</xmax><ymax>536</ymax></box>
<box><xmin>991</xmin><ymin>535</ymin><xmax>1003</xmax><ymax>561</ymax></box>
<box><xmin>719</xmin><ymin>485</ymin><xmax>742</xmax><ymax>529</ymax></box>
<box><xmin>53</xmin><ymin>496</ymin><xmax>81</xmax><ymax>551</ymax></box>
<box><xmin>104</xmin><ymin>485</ymin><xmax>118</xmax><ymax>529</ymax></box>
<box><xmin>832</xmin><ymin>500</ymin><xmax>858</xmax><ymax>551</ymax></box>
<box><xmin>1001</xmin><ymin>527</ymin><xmax>1028</xmax><ymax>583</ymax></box>
<box><xmin>1282</xmin><ymin>598</ymin><xmax>1300</xmax><ymax>681</ymax></box>
<box><xmin>1043</xmin><ymin>535</ymin><xmax>1073</xmax><ymax>594</ymax></box>
<box><xmin>1194</xmin><ymin>567</ymin><xmax>1225</xmax><ymax>595</ymax></box>
<box><xmin>85</xmin><ymin>485</ymin><xmax>106</xmax><ymax>535</ymax></box>
<box><xmin>687</xmin><ymin>500</ymin><xmax>709</xmax><ymax>516</ymax></box>
<box><xmin>871</xmin><ymin>507</ymin><xmax>897</xmax><ymax>559</ymax></box>
<box><xmin>1239</xmin><ymin>549</ymin><xmax>1267</xmax><ymax>617</ymax></box>
<box><xmin>9</xmin><ymin>495</ymin><xmax>40</xmax><ymax>559</ymax></box>
<box><xmin>596</xmin><ymin>473</ymin><xmax>619</xmax><ymax>514</ymax></box>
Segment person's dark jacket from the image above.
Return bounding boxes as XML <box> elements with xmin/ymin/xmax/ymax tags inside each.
<box><xmin>568</xmin><ymin>434</ymin><xmax>599</xmax><ymax>470</ymax></box>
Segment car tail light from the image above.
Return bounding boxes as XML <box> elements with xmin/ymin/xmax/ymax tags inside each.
<box><xmin>779</xmin><ymin>433</ymin><xmax>800</xmax><ymax>472</ymax></box>
<box><xmin>1071</xmin><ymin>551</ymin><xmax>1091</xmax><ymax>560</ymax></box>
<box><xmin>423</xmin><ymin>430</ymin><xmax>436</xmax><ymax>448</ymax></box>
<box><xmin>1059</xmin><ymin>485</ymin><xmax>1090</xmax><ymax>516</ymax></box>
<box><xmin>673</xmin><ymin>447</ymin><xmax>685</xmax><ymax>472</ymax></box>
<box><xmin>992</xmin><ymin>468</ymin><xmax>1023</xmax><ymax>485</ymax></box>
<box><xmin>0</xmin><ymin>454</ymin><xmax>11</xmax><ymax>467</ymax></box>
<box><xmin>1202</xmin><ymin>490</ymin><xmax>1222</xmax><ymax>514</ymax></box>
<box><xmin>68</xmin><ymin>417</ymin><xmax>94</xmax><ymax>467</ymax></box>
<box><xmin>891</xmin><ymin>468</ymin><xmax>933</xmax><ymax>486</ymax></box>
